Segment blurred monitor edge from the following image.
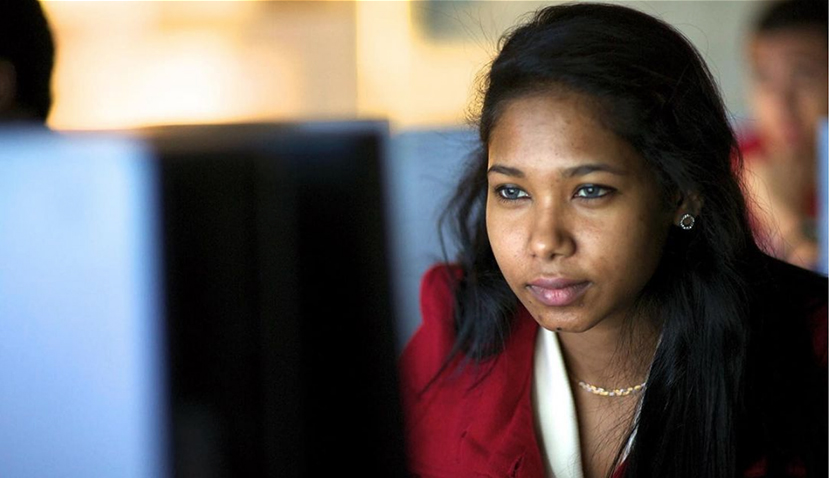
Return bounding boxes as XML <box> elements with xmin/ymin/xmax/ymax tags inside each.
<box><xmin>818</xmin><ymin>118</ymin><xmax>828</xmax><ymax>275</ymax></box>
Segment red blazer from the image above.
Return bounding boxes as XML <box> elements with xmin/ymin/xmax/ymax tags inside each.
<box><xmin>400</xmin><ymin>265</ymin><xmax>547</xmax><ymax>478</ymax></box>
<box><xmin>399</xmin><ymin>263</ymin><xmax>827</xmax><ymax>478</ymax></box>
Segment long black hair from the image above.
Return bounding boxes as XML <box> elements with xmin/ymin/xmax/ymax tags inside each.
<box><xmin>440</xmin><ymin>3</ymin><xmax>824</xmax><ymax>477</ymax></box>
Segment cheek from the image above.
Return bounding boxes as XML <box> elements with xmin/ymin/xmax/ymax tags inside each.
<box><xmin>485</xmin><ymin>202</ymin><xmax>520</xmax><ymax>272</ymax></box>
<box><xmin>584</xmin><ymin>203</ymin><xmax>668</xmax><ymax>284</ymax></box>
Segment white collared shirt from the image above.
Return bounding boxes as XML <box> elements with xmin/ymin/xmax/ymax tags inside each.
<box><xmin>532</xmin><ymin>327</ymin><xmax>641</xmax><ymax>478</ymax></box>
<box><xmin>532</xmin><ymin>327</ymin><xmax>585</xmax><ymax>478</ymax></box>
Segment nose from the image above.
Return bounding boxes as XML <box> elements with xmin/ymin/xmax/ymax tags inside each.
<box><xmin>528</xmin><ymin>204</ymin><xmax>575</xmax><ymax>260</ymax></box>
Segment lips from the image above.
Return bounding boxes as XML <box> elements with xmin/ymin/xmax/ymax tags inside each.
<box><xmin>526</xmin><ymin>277</ymin><xmax>590</xmax><ymax>307</ymax></box>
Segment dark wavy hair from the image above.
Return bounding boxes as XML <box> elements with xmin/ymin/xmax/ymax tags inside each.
<box><xmin>439</xmin><ymin>3</ymin><xmax>824</xmax><ymax>477</ymax></box>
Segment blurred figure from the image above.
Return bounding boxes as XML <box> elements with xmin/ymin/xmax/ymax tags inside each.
<box><xmin>742</xmin><ymin>0</ymin><xmax>828</xmax><ymax>269</ymax></box>
<box><xmin>0</xmin><ymin>0</ymin><xmax>54</xmax><ymax>123</ymax></box>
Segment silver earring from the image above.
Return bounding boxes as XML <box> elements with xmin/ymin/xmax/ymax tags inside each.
<box><xmin>679</xmin><ymin>213</ymin><xmax>695</xmax><ymax>230</ymax></box>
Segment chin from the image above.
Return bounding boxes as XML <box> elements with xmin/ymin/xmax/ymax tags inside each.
<box><xmin>531</xmin><ymin>309</ymin><xmax>597</xmax><ymax>334</ymax></box>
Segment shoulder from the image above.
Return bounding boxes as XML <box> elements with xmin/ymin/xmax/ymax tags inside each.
<box><xmin>742</xmin><ymin>256</ymin><xmax>828</xmax><ymax>477</ymax></box>
<box><xmin>419</xmin><ymin>264</ymin><xmax>462</xmax><ymax>332</ymax></box>
<box><xmin>752</xmin><ymin>254</ymin><xmax>828</xmax><ymax>366</ymax></box>
<box><xmin>399</xmin><ymin>264</ymin><xmax>462</xmax><ymax>395</ymax></box>
<box><xmin>769</xmin><ymin>258</ymin><xmax>827</xmax><ymax>365</ymax></box>
<box><xmin>760</xmin><ymin>256</ymin><xmax>827</xmax><ymax>304</ymax></box>
<box><xmin>398</xmin><ymin>265</ymin><xmax>544</xmax><ymax>477</ymax></box>
<box><xmin>397</xmin><ymin>265</ymin><xmax>469</xmax><ymax>474</ymax></box>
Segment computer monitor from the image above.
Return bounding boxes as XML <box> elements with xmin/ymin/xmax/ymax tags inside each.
<box><xmin>0</xmin><ymin>130</ymin><xmax>168</xmax><ymax>478</ymax></box>
<box><xmin>0</xmin><ymin>122</ymin><xmax>407</xmax><ymax>477</ymax></box>
<box><xmin>147</xmin><ymin>122</ymin><xmax>406</xmax><ymax>477</ymax></box>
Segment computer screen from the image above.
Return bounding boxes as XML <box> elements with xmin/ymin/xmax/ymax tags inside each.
<box><xmin>0</xmin><ymin>123</ymin><xmax>407</xmax><ymax>477</ymax></box>
<box><xmin>148</xmin><ymin>122</ymin><xmax>406</xmax><ymax>477</ymax></box>
<box><xmin>0</xmin><ymin>130</ymin><xmax>168</xmax><ymax>478</ymax></box>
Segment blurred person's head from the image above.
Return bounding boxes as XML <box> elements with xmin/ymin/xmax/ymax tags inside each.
<box><xmin>748</xmin><ymin>0</ymin><xmax>828</xmax><ymax>161</ymax></box>
<box><xmin>0</xmin><ymin>0</ymin><xmax>54</xmax><ymax>123</ymax></box>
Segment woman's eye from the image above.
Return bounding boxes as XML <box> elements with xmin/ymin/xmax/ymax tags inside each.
<box><xmin>496</xmin><ymin>186</ymin><xmax>529</xmax><ymax>200</ymax></box>
<box><xmin>574</xmin><ymin>185</ymin><xmax>611</xmax><ymax>199</ymax></box>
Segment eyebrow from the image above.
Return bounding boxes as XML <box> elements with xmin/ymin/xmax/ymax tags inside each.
<box><xmin>486</xmin><ymin>163</ymin><xmax>627</xmax><ymax>178</ymax></box>
<box><xmin>562</xmin><ymin>163</ymin><xmax>627</xmax><ymax>177</ymax></box>
<box><xmin>487</xmin><ymin>164</ymin><xmax>525</xmax><ymax>178</ymax></box>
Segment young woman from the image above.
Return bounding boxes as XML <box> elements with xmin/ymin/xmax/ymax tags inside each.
<box><xmin>399</xmin><ymin>4</ymin><xmax>827</xmax><ymax>478</ymax></box>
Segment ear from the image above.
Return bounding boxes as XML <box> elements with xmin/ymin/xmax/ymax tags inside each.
<box><xmin>0</xmin><ymin>60</ymin><xmax>18</xmax><ymax>114</ymax></box>
<box><xmin>672</xmin><ymin>191</ymin><xmax>703</xmax><ymax>227</ymax></box>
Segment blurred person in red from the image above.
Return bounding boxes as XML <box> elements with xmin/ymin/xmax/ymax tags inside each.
<box><xmin>742</xmin><ymin>0</ymin><xmax>828</xmax><ymax>269</ymax></box>
<box><xmin>0</xmin><ymin>0</ymin><xmax>54</xmax><ymax>123</ymax></box>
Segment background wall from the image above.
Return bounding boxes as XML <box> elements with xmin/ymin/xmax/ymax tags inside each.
<box><xmin>41</xmin><ymin>0</ymin><xmax>766</xmax><ymax>132</ymax></box>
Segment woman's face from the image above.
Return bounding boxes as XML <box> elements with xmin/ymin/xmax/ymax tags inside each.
<box><xmin>486</xmin><ymin>93</ymin><xmax>678</xmax><ymax>334</ymax></box>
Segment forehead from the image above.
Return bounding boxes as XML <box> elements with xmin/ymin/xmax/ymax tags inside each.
<box><xmin>752</xmin><ymin>29</ymin><xmax>828</xmax><ymax>62</ymax></box>
<box><xmin>487</xmin><ymin>93</ymin><xmax>645</xmax><ymax>172</ymax></box>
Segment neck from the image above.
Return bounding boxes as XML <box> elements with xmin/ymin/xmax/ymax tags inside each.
<box><xmin>556</xmin><ymin>315</ymin><xmax>660</xmax><ymax>389</ymax></box>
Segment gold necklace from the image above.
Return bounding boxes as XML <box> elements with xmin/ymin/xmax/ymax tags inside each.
<box><xmin>577</xmin><ymin>380</ymin><xmax>646</xmax><ymax>397</ymax></box>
